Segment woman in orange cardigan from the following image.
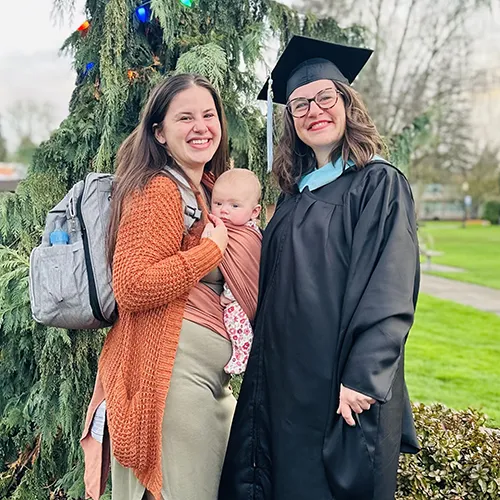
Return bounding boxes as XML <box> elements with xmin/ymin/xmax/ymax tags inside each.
<box><xmin>81</xmin><ymin>74</ymin><xmax>235</xmax><ymax>500</ymax></box>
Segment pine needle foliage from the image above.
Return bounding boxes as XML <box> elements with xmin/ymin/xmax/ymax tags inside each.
<box><xmin>0</xmin><ymin>0</ymin><xmax>365</xmax><ymax>497</ymax></box>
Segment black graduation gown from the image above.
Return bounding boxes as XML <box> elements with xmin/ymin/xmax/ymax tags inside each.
<box><xmin>218</xmin><ymin>161</ymin><xmax>420</xmax><ymax>500</ymax></box>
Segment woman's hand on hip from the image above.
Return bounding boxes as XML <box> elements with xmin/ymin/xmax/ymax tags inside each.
<box><xmin>202</xmin><ymin>214</ymin><xmax>228</xmax><ymax>254</ymax></box>
<box><xmin>337</xmin><ymin>384</ymin><xmax>376</xmax><ymax>426</ymax></box>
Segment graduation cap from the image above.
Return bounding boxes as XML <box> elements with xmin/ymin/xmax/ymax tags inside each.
<box><xmin>259</xmin><ymin>35</ymin><xmax>373</xmax><ymax>105</ymax></box>
<box><xmin>260</xmin><ymin>36</ymin><xmax>373</xmax><ymax>170</ymax></box>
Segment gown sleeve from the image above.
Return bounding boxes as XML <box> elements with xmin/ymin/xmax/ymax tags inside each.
<box><xmin>340</xmin><ymin>165</ymin><xmax>420</xmax><ymax>403</ymax></box>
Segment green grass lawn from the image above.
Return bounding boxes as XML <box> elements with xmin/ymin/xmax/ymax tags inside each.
<box><xmin>406</xmin><ymin>293</ymin><xmax>500</xmax><ymax>427</ymax></box>
<box><xmin>418</xmin><ymin>221</ymin><xmax>500</xmax><ymax>289</ymax></box>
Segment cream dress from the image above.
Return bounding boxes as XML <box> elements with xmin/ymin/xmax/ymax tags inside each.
<box><xmin>111</xmin><ymin>269</ymin><xmax>236</xmax><ymax>500</ymax></box>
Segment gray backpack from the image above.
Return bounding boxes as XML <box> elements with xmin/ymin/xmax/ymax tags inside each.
<box><xmin>29</xmin><ymin>170</ymin><xmax>201</xmax><ymax>330</ymax></box>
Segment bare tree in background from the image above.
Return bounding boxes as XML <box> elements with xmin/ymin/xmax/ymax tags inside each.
<box><xmin>5</xmin><ymin>100</ymin><xmax>55</xmax><ymax>146</ymax></box>
<box><xmin>4</xmin><ymin>100</ymin><xmax>56</xmax><ymax>165</ymax></box>
<box><xmin>0</xmin><ymin>121</ymin><xmax>7</xmax><ymax>162</ymax></box>
<box><xmin>295</xmin><ymin>0</ymin><xmax>492</xmax><ymax>186</ymax></box>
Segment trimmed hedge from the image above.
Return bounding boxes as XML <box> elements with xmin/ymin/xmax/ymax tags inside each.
<box><xmin>397</xmin><ymin>403</ymin><xmax>500</xmax><ymax>499</ymax></box>
<box><xmin>483</xmin><ymin>200</ymin><xmax>500</xmax><ymax>225</ymax></box>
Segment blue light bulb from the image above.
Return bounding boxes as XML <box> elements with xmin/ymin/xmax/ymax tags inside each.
<box><xmin>86</xmin><ymin>62</ymin><xmax>95</xmax><ymax>72</ymax></box>
<box><xmin>180</xmin><ymin>0</ymin><xmax>193</xmax><ymax>6</ymax></box>
<box><xmin>136</xmin><ymin>5</ymin><xmax>149</xmax><ymax>23</ymax></box>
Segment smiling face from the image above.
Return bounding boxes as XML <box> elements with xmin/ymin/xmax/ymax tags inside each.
<box><xmin>288</xmin><ymin>79</ymin><xmax>346</xmax><ymax>166</ymax></box>
<box><xmin>154</xmin><ymin>85</ymin><xmax>222</xmax><ymax>171</ymax></box>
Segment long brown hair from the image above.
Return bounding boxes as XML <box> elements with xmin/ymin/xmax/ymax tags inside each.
<box><xmin>107</xmin><ymin>74</ymin><xmax>229</xmax><ymax>264</ymax></box>
<box><xmin>273</xmin><ymin>81</ymin><xmax>387</xmax><ymax>193</ymax></box>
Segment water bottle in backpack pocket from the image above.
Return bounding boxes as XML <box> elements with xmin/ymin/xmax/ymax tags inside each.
<box><xmin>49</xmin><ymin>220</ymin><xmax>70</xmax><ymax>245</ymax></box>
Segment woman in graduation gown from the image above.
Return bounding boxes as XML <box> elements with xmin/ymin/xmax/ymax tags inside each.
<box><xmin>218</xmin><ymin>36</ymin><xmax>420</xmax><ymax>500</ymax></box>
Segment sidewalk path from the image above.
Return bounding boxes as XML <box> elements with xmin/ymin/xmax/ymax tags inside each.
<box><xmin>421</xmin><ymin>263</ymin><xmax>464</xmax><ymax>273</ymax></box>
<box><xmin>420</xmin><ymin>273</ymin><xmax>500</xmax><ymax>316</ymax></box>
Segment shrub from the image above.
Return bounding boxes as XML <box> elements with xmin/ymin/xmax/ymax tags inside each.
<box><xmin>397</xmin><ymin>403</ymin><xmax>500</xmax><ymax>499</ymax></box>
<box><xmin>482</xmin><ymin>200</ymin><xmax>500</xmax><ymax>225</ymax></box>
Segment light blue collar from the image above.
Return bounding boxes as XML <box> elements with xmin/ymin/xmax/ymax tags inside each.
<box><xmin>298</xmin><ymin>155</ymin><xmax>386</xmax><ymax>192</ymax></box>
<box><xmin>298</xmin><ymin>157</ymin><xmax>355</xmax><ymax>192</ymax></box>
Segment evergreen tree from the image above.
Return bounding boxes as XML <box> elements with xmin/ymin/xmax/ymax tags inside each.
<box><xmin>0</xmin><ymin>1</ymin><xmax>364</xmax><ymax>497</ymax></box>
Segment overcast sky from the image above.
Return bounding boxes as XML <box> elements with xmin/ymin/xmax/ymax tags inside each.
<box><xmin>1</xmin><ymin>0</ymin><xmax>498</xmax><ymax>151</ymax></box>
<box><xmin>0</xmin><ymin>0</ymin><xmax>86</xmax><ymax>149</ymax></box>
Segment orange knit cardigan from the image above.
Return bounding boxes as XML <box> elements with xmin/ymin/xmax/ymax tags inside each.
<box><xmin>97</xmin><ymin>174</ymin><xmax>222</xmax><ymax>498</ymax></box>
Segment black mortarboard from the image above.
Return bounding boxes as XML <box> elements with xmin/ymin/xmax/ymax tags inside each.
<box><xmin>258</xmin><ymin>36</ymin><xmax>373</xmax><ymax>105</ymax></box>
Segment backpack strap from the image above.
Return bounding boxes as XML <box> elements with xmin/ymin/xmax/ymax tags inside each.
<box><xmin>163</xmin><ymin>168</ymin><xmax>202</xmax><ymax>230</ymax></box>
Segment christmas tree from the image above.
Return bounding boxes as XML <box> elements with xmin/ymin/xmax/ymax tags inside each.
<box><xmin>0</xmin><ymin>1</ymin><xmax>364</xmax><ymax>497</ymax></box>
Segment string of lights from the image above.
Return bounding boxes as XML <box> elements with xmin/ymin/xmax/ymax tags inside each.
<box><xmin>75</xmin><ymin>0</ymin><xmax>194</xmax><ymax>82</ymax></box>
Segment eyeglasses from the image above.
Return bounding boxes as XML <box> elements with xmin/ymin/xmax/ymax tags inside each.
<box><xmin>286</xmin><ymin>88</ymin><xmax>343</xmax><ymax>118</ymax></box>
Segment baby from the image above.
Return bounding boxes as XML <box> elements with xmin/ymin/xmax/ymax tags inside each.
<box><xmin>211</xmin><ymin>169</ymin><xmax>262</xmax><ymax>374</ymax></box>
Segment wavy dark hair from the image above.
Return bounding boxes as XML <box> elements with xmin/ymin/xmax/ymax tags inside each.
<box><xmin>107</xmin><ymin>73</ymin><xmax>229</xmax><ymax>265</ymax></box>
<box><xmin>273</xmin><ymin>81</ymin><xmax>387</xmax><ymax>193</ymax></box>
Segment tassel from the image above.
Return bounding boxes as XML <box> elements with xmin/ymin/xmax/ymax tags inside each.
<box><xmin>266</xmin><ymin>75</ymin><xmax>274</xmax><ymax>173</ymax></box>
